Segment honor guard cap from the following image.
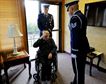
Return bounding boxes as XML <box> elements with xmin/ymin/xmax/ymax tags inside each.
<box><xmin>43</xmin><ymin>5</ymin><xmax>50</xmax><ymax>8</ymax></box>
<box><xmin>65</xmin><ymin>0</ymin><xmax>79</xmax><ymax>10</ymax></box>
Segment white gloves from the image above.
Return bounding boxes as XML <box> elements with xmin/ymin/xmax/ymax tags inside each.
<box><xmin>71</xmin><ymin>53</ymin><xmax>77</xmax><ymax>58</ymax></box>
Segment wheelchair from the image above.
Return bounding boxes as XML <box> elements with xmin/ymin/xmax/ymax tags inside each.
<box><xmin>33</xmin><ymin>51</ymin><xmax>58</xmax><ymax>83</ymax></box>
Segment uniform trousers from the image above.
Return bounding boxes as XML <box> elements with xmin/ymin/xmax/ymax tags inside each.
<box><xmin>71</xmin><ymin>52</ymin><xmax>86</xmax><ymax>84</ymax></box>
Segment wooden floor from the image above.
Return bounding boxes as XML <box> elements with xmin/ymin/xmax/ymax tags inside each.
<box><xmin>2</xmin><ymin>53</ymin><xmax>106</xmax><ymax>84</ymax></box>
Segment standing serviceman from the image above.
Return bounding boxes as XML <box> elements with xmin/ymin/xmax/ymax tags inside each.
<box><xmin>37</xmin><ymin>4</ymin><xmax>54</xmax><ymax>36</ymax></box>
<box><xmin>65</xmin><ymin>0</ymin><xmax>90</xmax><ymax>84</ymax></box>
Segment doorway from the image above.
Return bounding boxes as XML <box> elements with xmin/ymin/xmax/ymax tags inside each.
<box><xmin>25</xmin><ymin>0</ymin><xmax>60</xmax><ymax>60</ymax></box>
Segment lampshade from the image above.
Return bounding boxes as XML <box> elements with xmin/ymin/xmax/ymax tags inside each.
<box><xmin>7</xmin><ymin>24</ymin><xmax>23</xmax><ymax>55</ymax></box>
<box><xmin>7</xmin><ymin>24</ymin><xmax>23</xmax><ymax>38</ymax></box>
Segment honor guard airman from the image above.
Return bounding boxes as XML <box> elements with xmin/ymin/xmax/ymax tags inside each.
<box><xmin>65</xmin><ymin>0</ymin><xmax>90</xmax><ymax>84</ymax></box>
<box><xmin>37</xmin><ymin>5</ymin><xmax>54</xmax><ymax>36</ymax></box>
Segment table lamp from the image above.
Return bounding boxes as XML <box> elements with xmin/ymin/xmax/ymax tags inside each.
<box><xmin>7</xmin><ymin>24</ymin><xmax>23</xmax><ymax>55</ymax></box>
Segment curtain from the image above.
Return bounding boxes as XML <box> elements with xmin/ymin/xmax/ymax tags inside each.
<box><xmin>0</xmin><ymin>0</ymin><xmax>28</xmax><ymax>52</ymax></box>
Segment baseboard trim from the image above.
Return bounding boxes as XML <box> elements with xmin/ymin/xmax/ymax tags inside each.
<box><xmin>64</xmin><ymin>51</ymin><xmax>71</xmax><ymax>55</ymax></box>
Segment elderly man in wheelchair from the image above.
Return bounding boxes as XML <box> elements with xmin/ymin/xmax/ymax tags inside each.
<box><xmin>33</xmin><ymin>30</ymin><xmax>57</xmax><ymax>84</ymax></box>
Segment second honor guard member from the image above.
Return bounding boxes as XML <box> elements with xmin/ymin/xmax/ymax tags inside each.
<box><xmin>65</xmin><ymin>0</ymin><xmax>90</xmax><ymax>84</ymax></box>
<box><xmin>37</xmin><ymin>5</ymin><xmax>54</xmax><ymax>36</ymax></box>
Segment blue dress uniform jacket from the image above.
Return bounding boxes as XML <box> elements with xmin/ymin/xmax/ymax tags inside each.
<box><xmin>69</xmin><ymin>10</ymin><xmax>90</xmax><ymax>54</ymax></box>
<box><xmin>38</xmin><ymin>13</ymin><xmax>54</xmax><ymax>31</ymax></box>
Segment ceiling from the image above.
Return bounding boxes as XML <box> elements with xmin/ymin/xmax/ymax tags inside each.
<box><xmin>39</xmin><ymin>0</ymin><xmax>62</xmax><ymax>4</ymax></box>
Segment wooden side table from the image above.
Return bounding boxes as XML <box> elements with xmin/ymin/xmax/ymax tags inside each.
<box><xmin>2</xmin><ymin>50</ymin><xmax>31</xmax><ymax>84</ymax></box>
<box><xmin>87</xmin><ymin>51</ymin><xmax>103</xmax><ymax>76</ymax></box>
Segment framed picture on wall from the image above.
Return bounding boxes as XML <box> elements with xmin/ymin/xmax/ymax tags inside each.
<box><xmin>85</xmin><ymin>1</ymin><xmax>106</xmax><ymax>27</ymax></box>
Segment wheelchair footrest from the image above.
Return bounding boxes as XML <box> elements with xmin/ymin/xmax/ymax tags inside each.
<box><xmin>33</xmin><ymin>73</ymin><xmax>40</xmax><ymax>82</ymax></box>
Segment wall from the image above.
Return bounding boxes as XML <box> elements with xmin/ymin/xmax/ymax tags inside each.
<box><xmin>87</xmin><ymin>26</ymin><xmax>106</xmax><ymax>68</ymax></box>
<box><xmin>64</xmin><ymin>0</ymin><xmax>106</xmax><ymax>68</ymax></box>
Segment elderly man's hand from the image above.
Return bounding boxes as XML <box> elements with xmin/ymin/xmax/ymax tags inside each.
<box><xmin>48</xmin><ymin>53</ymin><xmax>52</xmax><ymax>59</ymax></box>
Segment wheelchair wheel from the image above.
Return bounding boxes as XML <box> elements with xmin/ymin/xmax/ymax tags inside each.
<box><xmin>33</xmin><ymin>74</ymin><xmax>40</xmax><ymax>82</ymax></box>
<box><xmin>51</xmin><ymin>73</ymin><xmax>57</xmax><ymax>82</ymax></box>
